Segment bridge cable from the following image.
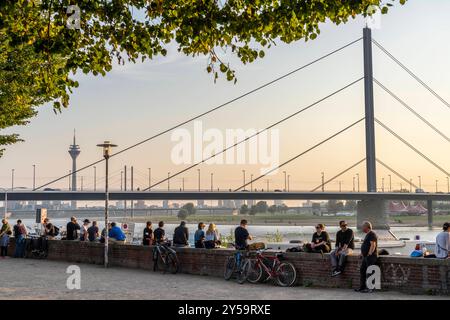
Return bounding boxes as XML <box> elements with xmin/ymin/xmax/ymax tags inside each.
<box><xmin>143</xmin><ymin>78</ymin><xmax>364</xmax><ymax>191</ymax></box>
<box><xmin>34</xmin><ymin>38</ymin><xmax>363</xmax><ymax>191</ymax></box>
<box><xmin>372</xmin><ymin>39</ymin><xmax>450</xmax><ymax>110</ymax></box>
<box><xmin>374</xmin><ymin>78</ymin><xmax>450</xmax><ymax>143</ymax></box>
<box><xmin>233</xmin><ymin>118</ymin><xmax>365</xmax><ymax>192</ymax></box>
<box><xmin>376</xmin><ymin>158</ymin><xmax>419</xmax><ymax>190</ymax></box>
<box><xmin>375</xmin><ymin>118</ymin><xmax>450</xmax><ymax>177</ymax></box>
<box><xmin>310</xmin><ymin>158</ymin><xmax>366</xmax><ymax>192</ymax></box>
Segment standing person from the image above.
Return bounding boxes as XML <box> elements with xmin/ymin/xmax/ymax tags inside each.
<box><xmin>153</xmin><ymin>221</ymin><xmax>165</xmax><ymax>244</ymax></box>
<box><xmin>0</xmin><ymin>219</ymin><xmax>12</xmax><ymax>258</ymax></box>
<box><xmin>308</xmin><ymin>224</ymin><xmax>331</xmax><ymax>253</ymax></box>
<box><xmin>427</xmin><ymin>222</ymin><xmax>450</xmax><ymax>259</ymax></box>
<box><xmin>87</xmin><ymin>221</ymin><xmax>99</xmax><ymax>242</ymax></box>
<box><xmin>194</xmin><ymin>222</ymin><xmax>206</xmax><ymax>248</ymax></box>
<box><xmin>330</xmin><ymin>221</ymin><xmax>355</xmax><ymax>276</ymax></box>
<box><xmin>143</xmin><ymin>221</ymin><xmax>154</xmax><ymax>246</ymax></box>
<box><xmin>79</xmin><ymin>219</ymin><xmax>90</xmax><ymax>241</ymax></box>
<box><xmin>108</xmin><ymin>222</ymin><xmax>126</xmax><ymax>243</ymax></box>
<box><xmin>205</xmin><ymin>223</ymin><xmax>220</xmax><ymax>249</ymax></box>
<box><xmin>13</xmin><ymin>220</ymin><xmax>28</xmax><ymax>258</ymax></box>
<box><xmin>234</xmin><ymin>219</ymin><xmax>252</xmax><ymax>250</ymax></box>
<box><xmin>66</xmin><ymin>217</ymin><xmax>80</xmax><ymax>240</ymax></box>
<box><xmin>356</xmin><ymin>221</ymin><xmax>378</xmax><ymax>293</ymax></box>
<box><xmin>173</xmin><ymin>221</ymin><xmax>189</xmax><ymax>247</ymax></box>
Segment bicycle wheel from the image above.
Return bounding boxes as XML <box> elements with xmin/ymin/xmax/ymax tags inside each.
<box><xmin>275</xmin><ymin>262</ymin><xmax>297</xmax><ymax>287</ymax></box>
<box><xmin>237</xmin><ymin>259</ymin><xmax>250</xmax><ymax>284</ymax></box>
<box><xmin>246</xmin><ymin>259</ymin><xmax>264</xmax><ymax>284</ymax></box>
<box><xmin>166</xmin><ymin>252</ymin><xmax>179</xmax><ymax>274</ymax></box>
<box><xmin>224</xmin><ymin>256</ymin><xmax>236</xmax><ymax>280</ymax></box>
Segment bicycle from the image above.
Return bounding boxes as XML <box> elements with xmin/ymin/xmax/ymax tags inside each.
<box><xmin>152</xmin><ymin>241</ymin><xmax>179</xmax><ymax>274</ymax></box>
<box><xmin>246</xmin><ymin>248</ymin><xmax>297</xmax><ymax>287</ymax></box>
<box><xmin>223</xmin><ymin>244</ymin><xmax>250</xmax><ymax>284</ymax></box>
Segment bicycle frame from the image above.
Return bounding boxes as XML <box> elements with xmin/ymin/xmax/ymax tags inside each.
<box><xmin>252</xmin><ymin>251</ymin><xmax>283</xmax><ymax>281</ymax></box>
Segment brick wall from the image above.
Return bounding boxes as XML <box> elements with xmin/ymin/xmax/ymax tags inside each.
<box><xmin>8</xmin><ymin>238</ymin><xmax>450</xmax><ymax>295</ymax></box>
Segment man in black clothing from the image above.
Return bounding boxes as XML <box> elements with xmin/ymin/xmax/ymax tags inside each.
<box><xmin>154</xmin><ymin>221</ymin><xmax>165</xmax><ymax>243</ymax></box>
<box><xmin>143</xmin><ymin>221</ymin><xmax>154</xmax><ymax>246</ymax></box>
<box><xmin>173</xmin><ymin>221</ymin><xmax>189</xmax><ymax>247</ymax></box>
<box><xmin>356</xmin><ymin>221</ymin><xmax>378</xmax><ymax>293</ymax></box>
<box><xmin>66</xmin><ymin>216</ymin><xmax>80</xmax><ymax>240</ymax></box>
<box><xmin>330</xmin><ymin>221</ymin><xmax>354</xmax><ymax>276</ymax></box>
<box><xmin>234</xmin><ymin>219</ymin><xmax>252</xmax><ymax>250</ymax></box>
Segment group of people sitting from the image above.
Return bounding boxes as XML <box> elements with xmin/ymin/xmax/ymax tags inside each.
<box><xmin>141</xmin><ymin>220</ymin><xmax>222</xmax><ymax>249</ymax></box>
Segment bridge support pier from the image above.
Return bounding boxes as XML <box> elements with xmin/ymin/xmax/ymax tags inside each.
<box><xmin>356</xmin><ymin>199</ymin><xmax>389</xmax><ymax>230</ymax></box>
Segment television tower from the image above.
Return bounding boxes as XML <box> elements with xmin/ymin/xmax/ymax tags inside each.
<box><xmin>68</xmin><ymin>129</ymin><xmax>80</xmax><ymax>208</ymax></box>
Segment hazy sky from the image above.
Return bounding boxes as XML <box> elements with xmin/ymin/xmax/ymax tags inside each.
<box><xmin>2</xmin><ymin>0</ymin><xmax>450</xmax><ymax>193</ymax></box>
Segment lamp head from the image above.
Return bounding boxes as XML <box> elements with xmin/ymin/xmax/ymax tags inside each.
<box><xmin>96</xmin><ymin>141</ymin><xmax>117</xmax><ymax>159</ymax></box>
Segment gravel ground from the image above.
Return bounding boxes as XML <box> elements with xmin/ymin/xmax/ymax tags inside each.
<box><xmin>0</xmin><ymin>258</ymin><xmax>447</xmax><ymax>300</ymax></box>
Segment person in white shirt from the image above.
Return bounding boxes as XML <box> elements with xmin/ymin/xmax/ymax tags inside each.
<box><xmin>435</xmin><ymin>222</ymin><xmax>450</xmax><ymax>259</ymax></box>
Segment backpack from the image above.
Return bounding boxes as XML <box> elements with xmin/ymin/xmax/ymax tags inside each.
<box><xmin>51</xmin><ymin>226</ymin><xmax>60</xmax><ymax>237</ymax></box>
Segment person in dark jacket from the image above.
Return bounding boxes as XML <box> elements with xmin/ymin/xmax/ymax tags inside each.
<box><xmin>66</xmin><ymin>216</ymin><xmax>80</xmax><ymax>240</ymax></box>
<box><xmin>173</xmin><ymin>221</ymin><xmax>189</xmax><ymax>247</ymax></box>
<box><xmin>330</xmin><ymin>220</ymin><xmax>355</xmax><ymax>276</ymax></box>
<box><xmin>143</xmin><ymin>221</ymin><xmax>154</xmax><ymax>246</ymax></box>
<box><xmin>194</xmin><ymin>222</ymin><xmax>206</xmax><ymax>248</ymax></box>
<box><xmin>306</xmin><ymin>224</ymin><xmax>331</xmax><ymax>253</ymax></box>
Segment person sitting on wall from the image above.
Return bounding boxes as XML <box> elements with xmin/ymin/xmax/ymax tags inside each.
<box><xmin>143</xmin><ymin>221</ymin><xmax>154</xmax><ymax>246</ymax></box>
<box><xmin>234</xmin><ymin>219</ymin><xmax>252</xmax><ymax>250</ymax></box>
<box><xmin>194</xmin><ymin>222</ymin><xmax>206</xmax><ymax>248</ymax></box>
<box><xmin>173</xmin><ymin>221</ymin><xmax>189</xmax><ymax>247</ymax></box>
<box><xmin>108</xmin><ymin>222</ymin><xmax>126</xmax><ymax>244</ymax></box>
<box><xmin>425</xmin><ymin>222</ymin><xmax>449</xmax><ymax>259</ymax></box>
<box><xmin>305</xmin><ymin>224</ymin><xmax>331</xmax><ymax>254</ymax></box>
<box><xmin>205</xmin><ymin>223</ymin><xmax>220</xmax><ymax>249</ymax></box>
<box><xmin>330</xmin><ymin>220</ymin><xmax>354</xmax><ymax>276</ymax></box>
<box><xmin>66</xmin><ymin>216</ymin><xmax>80</xmax><ymax>240</ymax></box>
<box><xmin>154</xmin><ymin>221</ymin><xmax>166</xmax><ymax>244</ymax></box>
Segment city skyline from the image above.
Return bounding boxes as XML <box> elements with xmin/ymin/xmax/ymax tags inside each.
<box><xmin>2</xmin><ymin>1</ymin><xmax>450</xmax><ymax>193</ymax></box>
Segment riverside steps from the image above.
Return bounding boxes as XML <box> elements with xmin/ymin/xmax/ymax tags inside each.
<box><xmin>7</xmin><ymin>238</ymin><xmax>450</xmax><ymax>296</ymax></box>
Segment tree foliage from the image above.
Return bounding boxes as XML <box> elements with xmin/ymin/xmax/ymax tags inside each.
<box><xmin>0</xmin><ymin>0</ymin><xmax>406</xmax><ymax>155</ymax></box>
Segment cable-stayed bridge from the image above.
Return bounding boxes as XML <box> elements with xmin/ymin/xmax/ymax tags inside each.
<box><xmin>2</xmin><ymin>27</ymin><xmax>450</xmax><ymax>229</ymax></box>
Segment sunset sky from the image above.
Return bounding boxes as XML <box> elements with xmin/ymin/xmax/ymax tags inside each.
<box><xmin>2</xmin><ymin>0</ymin><xmax>450</xmax><ymax>194</ymax></box>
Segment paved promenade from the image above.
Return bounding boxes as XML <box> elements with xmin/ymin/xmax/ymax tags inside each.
<box><xmin>0</xmin><ymin>259</ymin><xmax>448</xmax><ymax>300</ymax></box>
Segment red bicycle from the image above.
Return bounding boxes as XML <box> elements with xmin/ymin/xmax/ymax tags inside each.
<box><xmin>245</xmin><ymin>248</ymin><xmax>297</xmax><ymax>287</ymax></box>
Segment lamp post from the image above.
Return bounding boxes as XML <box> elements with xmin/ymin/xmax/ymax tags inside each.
<box><xmin>168</xmin><ymin>172</ymin><xmax>170</xmax><ymax>191</ymax></box>
<box><xmin>94</xmin><ymin>166</ymin><xmax>97</xmax><ymax>191</ymax></box>
<box><xmin>381</xmin><ymin>177</ymin><xmax>385</xmax><ymax>192</ymax></box>
<box><xmin>242</xmin><ymin>170</ymin><xmax>246</xmax><ymax>190</ymax></box>
<box><xmin>287</xmin><ymin>175</ymin><xmax>290</xmax><ymax>192</ymax></box>
<box><xmin>97</xmin><ymin>141</ymin><xmax>117</xmax><ymax>268</ymax></box>
<box><xmin>32</xmin><ymin>165</ymin><xmax>36</xmax><ymax>190</ymax></box>
<box><xmin>210</xmin><ymin>173</ymin><xmax>214</xmax><ymax>192</ymax></box>
<box><xmin>356</xmin><ymin>173</ymin><xmax>360</xmax><ymax>192</ymax></box>
<box><xmin>388</xmin><ymin>174</ymin><xmax>392</xmax><ymax>192</ymax></box>
<box><xmin>148</xmin><ymin>168</ymin><xmax>151</xmax><ymax>191</ymax></box>
<box><xmin>11</xmin><ymin>169</ymin><xmax>15</xmax><ymax>191</ymax></box>
<box><xmin>266</xmin><ymin>179</ymin><xmax>270</xmax><ymax>192</ymax></box>
<box><xmin>352</xmin><ymin>176</ymin><xmax>355</xmax><ymax>192</ymax></box>
<box><xmin>283</xmin><ymin>171</ymin><xmax>287</xmax><ymax>192</ymax></box>
<box><xmin>418</xmin><ymin>176</ymin><xmax>422</xmax><ymax>190</ymax></box>
<box><xmin>321</xmin><ymin>172</ymin><xmax>325</xmax><ymax>192</ymax></box>
<box><xmin>339</xmin><ymin>181</ymin><xmax>342</xmax><ymax>192</ymax></box>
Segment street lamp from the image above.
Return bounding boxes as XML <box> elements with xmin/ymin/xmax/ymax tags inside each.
<box><xmin>388</xmin><ymin>174</ymin><xmax>392</xmax><ymax>192</ymax></box>
<box><xmin>11</xmin><ymin>169</ymin><xmax>14</xmax><ymax>191</ymax></box>
<box><xmin>32</xmin><ymin>165</ymin><xmax>36</xmax><ymax>190</ymax></box>
<box><xmin>242</xmin><ymin>170</ymin><xmax>246</xmax><ymax>190</ymax></box>
<box><xmin>148</xmin><ymin>168</ymin><xmax>151</xmax><ymax>191</ymax></box>
<box><xmin>356</xmin><ymin>173</ymin><xmax>360</xmax><ymax>192</ymax></box>
<box><xmin>283</xmin><ymin>171</ymin><xmax>287</xmax><ymax>192</ymax></box>
<box><xmin>352</xmin><ymin>176</ymin><xmax>355</xmax><ymax>192</ymax></box>
<box><xmin>96</xmin><ymin>141</ymin><xmax>117</xmax><ymax>268</ymax></box>
<box><xmin>94</xmin><ymin>166</ymin><xmax>97</xmax><ymax>191</ymax></box>
<box><xmin>381</xmin><ymin>177</ymin><xmax>385</xmax><ymax>192</ymax></box>
<box><xmin>321</xmin><ymin>172</ymin><xmax>325</xmax><ymax>192</ymax></box>
<box><xmin>287</xmin><ymin>175</ymin><xmax>290</xmax><ymax>192</ymax></box>
<box><xmin>210</xmin><ymin>173</ymin><xmax>214</xmax><ymax>192</ymax></box>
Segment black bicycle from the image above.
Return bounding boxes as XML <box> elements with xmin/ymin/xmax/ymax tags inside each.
<box><xmin>152</xmin><ymin>241</ymin><xmax>179</xmax><ymax>274</ymax></box>
<box><xmin>223</xmin><ymin>244</ymin><xmax>250</xmax><ymax>284</ymax></box>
